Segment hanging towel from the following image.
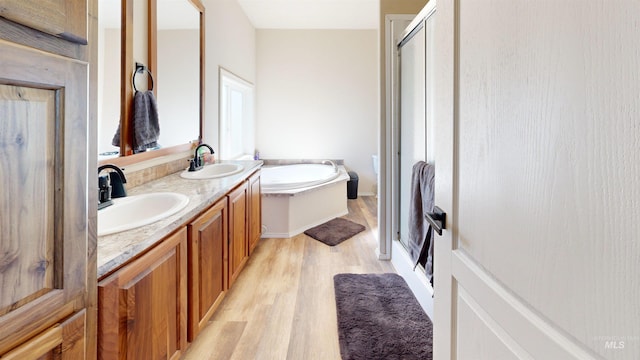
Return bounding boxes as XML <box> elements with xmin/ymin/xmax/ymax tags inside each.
<box><xmin>111</xmin><ymin>123</ymin><xmax>121</xmax><ymax>147</ymax></box>
<box><xmin>407</xmin><ymin>161</ymin><xmax>435</xmax><ymax>284</ymax></box>
<box><xmin>132</xmin><ymin>90</ymin><xmax>160</xmax><ymax>152</ymax></box>
<box><xmin>112</xmin><ymin>91</ymin><xmax>160</xmax><ymax>151</ymax></box>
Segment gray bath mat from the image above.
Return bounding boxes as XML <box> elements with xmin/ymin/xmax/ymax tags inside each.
<box><xmin>303</xmin><ymin>218</ymin><xmax>365</xmax><ymax>246</ymax></box>
<box><xmin>334</xmin><ymin>273</ymin><xmax>433</xmax><ymax>360</ymax></box>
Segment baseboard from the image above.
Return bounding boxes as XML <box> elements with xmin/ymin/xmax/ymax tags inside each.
<box><xmin>376</xmin><ymin>247</ymin><xmax>391</xmax><ymax>260</ymax></box>
<box><xmin>355</xmin><ymin>191</ymin><xmax>376</xmax><ymax>197</ymax></box>
<box><xmin>390</xmin><ymin>239</ymin><xmax>434</xmax><ymax>320</ymax></box>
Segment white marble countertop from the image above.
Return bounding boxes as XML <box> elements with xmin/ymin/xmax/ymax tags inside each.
<box><xmin>97</xmin><ymin>160</ymin><xmax>263</xmax><ymax>280</ymax></box>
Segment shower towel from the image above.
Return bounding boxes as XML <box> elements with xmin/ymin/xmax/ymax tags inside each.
<box><xmin>407</xmin><ymin>161</ymin><xmax>435</xmax><ymax>284</ymax></box>
<box><xmin>132</xmin><ymin>90</ymin><xmax>160</xmax><ymax>152</ymax></box>
<box><xmin>111</xmin><ymin>90</ymin><xmax>160</xmax><ymax>151</ymax></box>
<box><xmin>111</xmin><ymin>123</ymin><xmax>121</xmax><ymax>147</ymax></box>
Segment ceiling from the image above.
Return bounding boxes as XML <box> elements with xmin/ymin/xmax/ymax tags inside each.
<box><xmin>236</xmin><ymin>0</ymin><xmax>379</xmax><ymax>29</ymax></box>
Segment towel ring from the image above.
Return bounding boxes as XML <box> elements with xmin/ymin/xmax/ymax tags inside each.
<box><xmin>132</xmin><ymin>62</ymin><xmax>154</xmax><ymax>92</ymax></box>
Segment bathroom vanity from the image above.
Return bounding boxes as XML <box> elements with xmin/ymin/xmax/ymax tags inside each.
<box><xmin>96</xmin><ymin>161</ymin><xmax>262</xmax><ymax>359</ymax></box>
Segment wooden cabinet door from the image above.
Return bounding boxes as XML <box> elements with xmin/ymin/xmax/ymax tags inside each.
<box><xmin>0</xmin><ymin>310</ymin><xmax>85</xmax><ymax>360</ymax></box>
<box><xmin>248</xmin><ymin>171</ymin><xmax>262</xmax><ymax>255</ymax></box>
<box><xmin>0</xmin><ymin>41</ymin><xmax>89</xmax><ymax>356</ymax></box>
<box><xmin>98</xmin><ymin>228</ymin><xmax>187</xmax><ymax>360</ymax></box>
<box><xmin>0</xmin><ymin>0</ymin><xmax>87</xmax><ymax>44</ymax></box>
<box><xmin>187</xmin><ymin>199</ymin><xmax>228</xmax><ymax>341</ymax></box>
<box><xmin>228</xmin><ymin>182</ymin><xmax>248</xmax><ymax>287</ymax></box>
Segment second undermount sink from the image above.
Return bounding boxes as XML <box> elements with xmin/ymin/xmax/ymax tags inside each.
<box><xmin>180</xmin><ymin>163</ymin><xmax>244</xmax><ymax>180</ymax></box>
<box><xmin>98</xmin><ymin>192</ymin><xmax>189</xmax><ymax>236</ymax></box>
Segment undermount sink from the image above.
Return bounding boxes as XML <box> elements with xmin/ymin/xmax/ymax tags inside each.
<box><xmin>98</xmin><ymin>192</ymin><xmax>189</xmax><ymax>236</ymax></box>
<box><xmin>180</xmin><ymin>163</ymin><xmax>244</xmax><ymax>180</ymax></box>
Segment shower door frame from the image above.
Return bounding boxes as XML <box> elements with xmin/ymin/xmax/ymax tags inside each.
<box><xmin>392</xmin><ymin>2</ymin><xmax>437</xmax><ymax>255</ymax></box>
<box><xmin>384</xmin><ymin>2</ymin><xmax>438</xmax><ymax>317</ymax></box>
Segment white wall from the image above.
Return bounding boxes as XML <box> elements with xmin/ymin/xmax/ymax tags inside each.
<box><xmin>202</xmin><ymin>0</ymin><xmax>256</xmax><ymax>152</ymax></box>
<box><xmin>256</xmin><ymin>29</ymin><xmax>379</xmax><ymax>196</ymax></box>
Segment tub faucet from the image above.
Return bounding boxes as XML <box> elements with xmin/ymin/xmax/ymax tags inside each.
<box><xmin>98</xmin><ymin>164</ymin><xmax>127</xmax><ymax>209</ymax></box>
<box><xmin>189</xmin><ymin>143</ymin><xmax>215</xmax><ymax>172</ymax></box>
<box><xmin>323</xmin><ymin>160</ymin><xmax>338</xmax><ymax>173</ymax></box>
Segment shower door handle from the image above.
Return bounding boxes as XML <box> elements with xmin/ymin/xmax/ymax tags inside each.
<box><xmin>425</xmin><ymin>206</ymin><xmax>446</xmax><ymax>236</ymax></box>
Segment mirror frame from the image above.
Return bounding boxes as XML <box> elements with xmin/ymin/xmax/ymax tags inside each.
<box><xmin>99</xmin><ymin>0</ymin><xmax>204</xmax><ymax>167</ymax></box>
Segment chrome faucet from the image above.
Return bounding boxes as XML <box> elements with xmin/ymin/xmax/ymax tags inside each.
<box><xmin>188</xmin><ymin>143</ymin><xmax>215</xmax><ymax>172</ymax></box>
<box><xmin>98</xmin><ymin>164</ymin><xmax>127</xmax><ymax>209</ymax></box>
<box><xmin>322</xmin><ymin>159</ymin><xmax>338</xmax><ymax>173</ymax></box>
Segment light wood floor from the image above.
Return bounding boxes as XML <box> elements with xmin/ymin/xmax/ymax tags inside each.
<box><xmin>182</xmin><ymin>196</ymin><xmax>396</xmax><ymax>360</ymax></box>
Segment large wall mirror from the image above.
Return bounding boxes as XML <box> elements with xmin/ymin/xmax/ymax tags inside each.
<box><xmin>98</xmin><ymin>0</ymin><xmax>204</xmax><ymax>165</ymax></box>
<box><xmin>154</xmin><ymin>0</ymin><xmax>202</xmax><ymax>149</ymax></box>
<box><xmin>97</xmin><ymin>0</ymin><xmax>122</xmax><ymax>160</ymax></box>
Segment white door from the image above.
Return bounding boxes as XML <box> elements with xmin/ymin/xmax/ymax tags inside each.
<box><xmin>433</xmin><ymin>1</ymin><xmax>640</xmax><ymax>359</ymax></box>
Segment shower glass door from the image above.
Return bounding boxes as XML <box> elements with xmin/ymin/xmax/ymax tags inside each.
<box><xmin>398</xmin><ymin>23</ymin><xmax>426</xmax><ymax>248</ymax></box>
<box><xmin>397</xmin><ymin>9</ymin><xmax>436</xmax><ymax>253</ymax></box>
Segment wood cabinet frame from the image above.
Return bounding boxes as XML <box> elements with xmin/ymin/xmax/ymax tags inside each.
<box><xmin>248</xmin><ymin>170</ymin><xmax>262</xmax><ymax>255</ymax></box>
<box><xmin>0</xmin><ymin>39</ymin><xmax>90</xmax><ymax>356</ymax></box>
<box><xmin>0</xmin><ymin>0</ymin><xmax>87</xmax><ymax>44</ymax></box>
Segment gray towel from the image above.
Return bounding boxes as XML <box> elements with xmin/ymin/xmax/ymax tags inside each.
<box><xmin>111</xmin><ymin>91</ymin><xmax>160</xmax><ymax>151</ymax></box>
<box><xmin>132</xmin><ymin>91</ymin><xmax>160</xmax><ymax>152</ymax></box>
<box><xmin>407</xmin><ymin>161</ymin><xmax>435</xmax><ymax>283</ymax></box>
<box><xmin>111</xmin><ymin>122</ymin><xmax>121</xmax><ymax>147</ymax></box>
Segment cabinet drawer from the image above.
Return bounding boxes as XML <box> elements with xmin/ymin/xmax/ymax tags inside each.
<box><xmin>0</xmin><ymin>311</ymin><xmax>85</xmax><ymax>360</ymax></box>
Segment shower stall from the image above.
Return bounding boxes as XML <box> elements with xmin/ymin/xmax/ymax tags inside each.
<box><xmin>396</xmin><ymin>7</ymin><xmax>436</xmax><ymax>253</ymax></box>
